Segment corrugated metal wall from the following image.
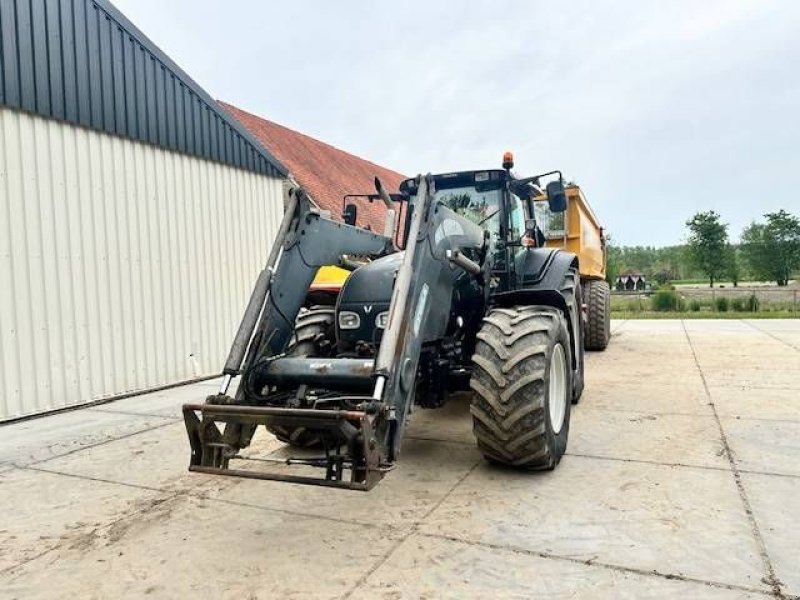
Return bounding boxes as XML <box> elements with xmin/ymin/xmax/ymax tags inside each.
<box><xmin>0</xmin><ymin>107</ymin><xmax>284</xmax><ymax>420</ymax></box>
<box><xmin>0</xmin><ymin>0</ymin><xmax>286</xmax><ymax>178</ymax></box>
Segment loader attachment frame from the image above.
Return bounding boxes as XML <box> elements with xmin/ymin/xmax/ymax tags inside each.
<box><xmin>182</xmin><ymin>177</ymin><xmax>491</xmax><ymax>490</ymax></box>
<box><xmin>183</xmin><ymin>403</ymin><xmax>383</xmax><ymax>490</ymax></box>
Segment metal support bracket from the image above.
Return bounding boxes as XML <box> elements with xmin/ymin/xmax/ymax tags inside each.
<box><xmin>183</xmin><ymin>403</ymin><xmax>384</xmax><ymax>491</ymax></box>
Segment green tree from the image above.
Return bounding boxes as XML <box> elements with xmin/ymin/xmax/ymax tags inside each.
<box><xmin>740</xmin><ymin>210</ymin><xmax>800</xmax><ymax>286</ymax></box>
<box><xmin>605</xmin><ymin>241</ymin><xmax>620</xmax><ymax>286</ymax></box>
<box><xmin>726</xmin><ymin>245</ymin><xmax>740</xmax><ymax>287</ymax></box>
<box><xmin>685</xmin><ymin>211</ymin><xmax>729</xmax><ymax>287</ymax></box>
<box><xmin>652</xmin><ymin>267</ymin><xmax>673</xmax><ymax>286</ymax></box>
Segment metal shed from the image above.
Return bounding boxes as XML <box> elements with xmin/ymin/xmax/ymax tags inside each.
<box><xmin>0</xmin><ymin>0</ymin><xmax>289</xmax><ymax>420</ymax></box>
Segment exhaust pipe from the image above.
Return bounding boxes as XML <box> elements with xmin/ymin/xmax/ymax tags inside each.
<box><xmin>375</xmin><ymin>176</ymin><xmax>397</xmax><ymax>241</ymax></box>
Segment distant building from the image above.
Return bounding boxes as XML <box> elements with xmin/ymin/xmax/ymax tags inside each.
<box><xmin>616</xmin><ymin>270</ymin><xmax>647</xmax><ymax>291</ymax></box>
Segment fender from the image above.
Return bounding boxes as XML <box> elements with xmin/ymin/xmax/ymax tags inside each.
<box><xmin>492</xmin><ymin>247</ymin><xmax>581</xmax><ymax>367</ymax></box>
<box><xmin>493</xmin><ymin>247</ymin><xmax>579</xmax><ymax>305</ymax></box>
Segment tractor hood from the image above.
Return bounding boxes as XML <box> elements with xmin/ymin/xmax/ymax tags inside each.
<box><xmin>339</xmin><ymin>252</ymin><xmax>403</xmax><ymax>303</ymax></box>
<box><xmin>335</xmin><ymin>252</ymin><xmax>403</xmax><ymax>350</ymax></box>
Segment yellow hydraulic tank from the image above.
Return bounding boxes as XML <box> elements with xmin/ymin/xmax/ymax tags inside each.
<box><xmin>309</xmin><ymin>265</ymin><xmax>351</xmax><ymax>292</ymax></box>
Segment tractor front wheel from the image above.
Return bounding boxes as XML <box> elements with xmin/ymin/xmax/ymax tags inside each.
<box><xmin>469</xmin><ymin>306</ymin><xmax>572</xmax><ymax>470</ymax></box>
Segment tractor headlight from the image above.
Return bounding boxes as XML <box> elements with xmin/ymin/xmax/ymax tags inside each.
<box><xmin>338</xmin><ymin>311</ymin><xmax>361</xmax><ymax>330</ymax></box>
<box><xmin>375</xmin><ymin>311</ymin><xmax>389</xmax><ymax>329</ymax></box>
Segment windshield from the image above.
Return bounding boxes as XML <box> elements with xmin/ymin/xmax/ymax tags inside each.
<box><xmin>399</xmin><ymin>171</ymin><xmax>508</xmax><ymax>248</ymax></box>
<box><xmin>435</xmin><ymin>186</ymin><xmax>503</xmax><ymax>233</ymax></box>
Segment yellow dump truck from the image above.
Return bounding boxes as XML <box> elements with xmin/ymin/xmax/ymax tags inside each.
<box><xmin>533</xmin><ymin>184</ymin><xmax>611</xmax><ymax>350</ymax></box>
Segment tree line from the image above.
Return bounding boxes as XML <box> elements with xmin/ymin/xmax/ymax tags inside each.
<box><xmin>607</xmin><ymin>209</ymin><xmax>800</xmax><ymax>287</ymax></box>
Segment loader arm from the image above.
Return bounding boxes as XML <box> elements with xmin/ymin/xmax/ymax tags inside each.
<box><xmin>372</xmin><ymin>174</ymin><xmax>493</xmax><ymax>460</ymax></box>
<box><xmin>182</xmin><ymin>176</ymin><xmax>492</xmax><ymax>489</ymax></box>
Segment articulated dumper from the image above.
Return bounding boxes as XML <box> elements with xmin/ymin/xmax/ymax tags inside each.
<box><xmin>183</xmin><ymin>154</ymin><xmax>587</xmax><ymax>490</ymax></box>
<box><xmin>533</xmin><ymin>185</ymin><xmax>610</xmax><ymax>350</ymax></box>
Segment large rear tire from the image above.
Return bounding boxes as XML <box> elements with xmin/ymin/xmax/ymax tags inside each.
<box><xmin>469</xmin><ymin>306</ymin><xmax>572</xmax><ymax>470</ymax></box>
<box><xmin>583</xmin><ymin>279</ymin><xmax>611</xmax><ymax>351</ymax></box>
<box><xmin>265</xmin><ymin>306</ymin><xmax>334</xmax><ymax>448</ymax></box>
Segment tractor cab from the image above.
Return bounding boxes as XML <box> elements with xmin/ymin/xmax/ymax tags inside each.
<box><xmin>398</xmin><ymin>160</ymin><xmax>567</xmax><ymax>291</ymax></box>
<box><xmin>400</xmin><ymin>170</ymin><xmax>507</xmax><ymax>237</ymax></box>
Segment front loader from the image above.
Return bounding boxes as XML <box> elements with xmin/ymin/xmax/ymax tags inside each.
<box><xmin>183</xmin><ymin>156</ymin><xmax>584</xmax><ymax>490</ymax></box>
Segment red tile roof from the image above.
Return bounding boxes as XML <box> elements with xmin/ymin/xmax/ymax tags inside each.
<box><xmin>219</xmin><ymin>101</ymin><xmax>406</xmax><ymax>233</ymax></box>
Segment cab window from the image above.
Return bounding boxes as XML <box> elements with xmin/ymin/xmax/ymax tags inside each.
<box><xmin>508</xmin><ymin>192</ymin><xmax>526</xmax><ymax>240</ymax></box>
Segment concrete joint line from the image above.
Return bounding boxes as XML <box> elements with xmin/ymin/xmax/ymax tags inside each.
<box><xmin>419</xmin><ymin>531</ymin><xmax>778</xmax><ymax>598</ymax></box>
<box><xmin>565</xmin><ymin>451</ymin><xmax>732</xmax><ymax>474</ymax></box>
<box><xmin>742</xmin><ymin>320</ymin><xmax>800</xmax><ymax>352</ymax></box>
<box><xmin>21</xmin><ymin>464</ymin><xmax>391</xmax><ymax>535</ymax></box>
<box><xmin>403</xmin><ymin>435</ymin><xmax>475</xmax><ymax>447</ymax></box>
<box><xmin>737</xmin><ymin>468</ymin><xmax>800</xmax><ymax>480</ymax></box>
<box><xmin>23</xmin><ymin>418</ymin><xmax>179</xmax><ymax>469</ymax></box>
<box><xmin>87</xmin><ymin>407</ymin><xmax>183</xmax><ymax>420</ymax></box>
<box><xmin>19</xmin><ymin>464</ymin><xmax>166</xmax><ymax>493</ymax></box>
<box><xmin>567</xmin><ymin>451</ymin><xmax>800</xmax><ymax>480</ymax></box>
<box><xmin>339</xmin><ymin>460</ymin><xmax>482</xmax><ymax>599</ymax></box>
<box><xmin>194</xmin><ymin>493</ymin><xmax>392</xmax><ymax>533</ymax></box>
<box><xmin>682</xmin><ymin>320</ymin><xmax>786</xmax><ymax>599</ymax></box>
<box><xmin>577</xmin><ymin>406</ymin><xmax>715</xmax><ymax>419</ymax></box>
<box><xmin>610</xmin><ymin>319</ymin><xmax>629</xmax><ymax>335</ymax></box>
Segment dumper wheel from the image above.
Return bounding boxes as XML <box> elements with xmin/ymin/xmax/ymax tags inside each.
<box><xmin>265</xmin><ymin>306</ymin><xmax>334</xmax><ymax>448</ymax></box>
<box><xmin>583</xmin><ymin>279</ymin><xmax>611</xmax><ymax>350</ymax></box>
<box><xmin>470</xmin><ymin>306</ymin><xmax>572</xmax><ymax>470</ymax></box>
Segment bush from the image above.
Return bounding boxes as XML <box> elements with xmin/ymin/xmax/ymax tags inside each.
<box><xmin>627</xmin><ymin>299</ymin><xmax>642</xmax><ymax>312</ymax></box>
<box><xmin>715</xmin><ymin>297</ymin><xmax>729</xmax><ymax>312</ymax></box>
<box><xmin>617</xmin><ymin>298</ymin><xmax>642</xmax><ymax>313</ymax></box>
<box><xmin>651</xmin><ymin>290</ymin><xmax>684</xmax><ymax>312</ymax></box>
<box><xmin>689</xmin><ymin>299</ymin><xmax>702</xmax><ymax>312</ymax></box>
<box><xmin>731</xmin><ymin>298</ymin><xmax>745</xmax><ymax>312</ymax></box>
<box><xmin>746</xmin><ymin>294</ymin><xmax>760</xmax><ymax>312</ymax></box>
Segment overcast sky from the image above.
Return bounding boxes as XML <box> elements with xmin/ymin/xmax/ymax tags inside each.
<box><xmin>113</xmin><ymin>0</ymin><xmax>800</xmax><ymax>246</ymax></box>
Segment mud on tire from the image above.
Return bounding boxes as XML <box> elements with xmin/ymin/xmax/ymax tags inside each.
<box><xmin>469</xmin><ymin>306</ymin><xmax>572</xmax><ymax>470</ymax></box>
<box><xmin>265</xmin><ymin>306</ymin><xmax>334</xmax><ymax>448</ymax></box>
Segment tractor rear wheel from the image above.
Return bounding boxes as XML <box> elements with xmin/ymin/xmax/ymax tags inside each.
<box><xmin>469</xmin><ymin>306</ymin><xmax>572</xmax><ymax>470</ymax></box>
<box><xmin>265</xmin><ymin>306</ymin><xmax>334</xmax><ymax>448</ymax></box>
<box><xmin>583</xmin><ymin>279</ymin><xmax>611</xmax><ymax>350</ymax></box>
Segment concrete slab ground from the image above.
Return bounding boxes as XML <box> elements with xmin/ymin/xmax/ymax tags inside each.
<box><xmin>1</xmin><ymin>319</ymin><xmax>798</xmax><ymax>598</ymax></box>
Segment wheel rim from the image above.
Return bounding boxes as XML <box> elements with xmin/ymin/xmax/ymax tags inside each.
<box><xmin>549</xmin><ymin>343</ymin><xmax>567</xmax><ymax>434</ymax></box>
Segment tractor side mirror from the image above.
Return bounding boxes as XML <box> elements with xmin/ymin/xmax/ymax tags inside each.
<box><xmin>546</xmin><ymin>180</ymin><xmax>567</xmax><ymax>213</ymax></box>
<box><xmin>343</xmin><ymin>203</ymin><xmax>358</xmax><ymax>226</ymax></box>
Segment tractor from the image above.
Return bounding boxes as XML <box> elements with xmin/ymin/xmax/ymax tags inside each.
<box><xmin>183</xmin><ymin>153</ymin><xmax>585</xmax><ymax>489</ymax></box>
